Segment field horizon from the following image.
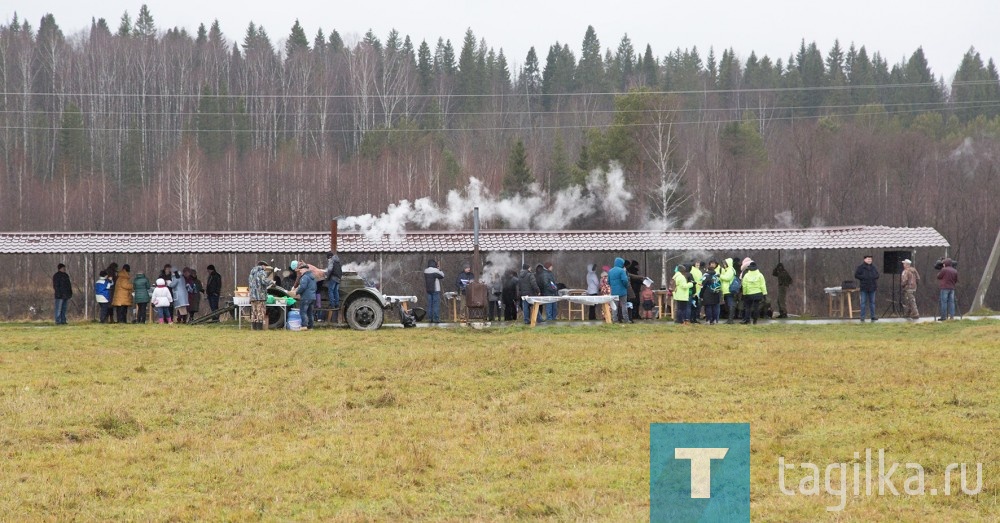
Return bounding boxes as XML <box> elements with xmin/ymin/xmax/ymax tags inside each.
<box><xmin>1</xmin><ymin>321</ymin><xmax>997</xmax><ymax>520</ymax></box>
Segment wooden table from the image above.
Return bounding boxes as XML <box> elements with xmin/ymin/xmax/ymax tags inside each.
<box><xmin>827</xmin><ymin>288</ymin><xmax>858</xmax><ymax>318</ymax></box>
<box><xmin>523</xmin><ymin>296</ymin><xmax>615</xmax><ymax>327</ymax></box>
<box><xmin>654</xmin><ymin>290</ymin><xmax>671</xmax><ymax>319</ymax></box>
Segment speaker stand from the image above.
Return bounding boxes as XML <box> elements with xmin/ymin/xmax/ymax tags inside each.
<box><xmin>881</xmin><ymin>273</ymin><xmax>902</xmax><ymax>318</ymax></box>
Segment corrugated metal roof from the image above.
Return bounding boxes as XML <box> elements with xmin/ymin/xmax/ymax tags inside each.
<box><xmin>0</xmin><ymin>226</ymin><xmax>949</xmax><ymax>254</ymax></box>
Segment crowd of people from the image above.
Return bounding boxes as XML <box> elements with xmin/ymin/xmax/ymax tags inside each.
<box><xmin>419</xmin><ymin>253</ymin><xmax>966</xmax><ymax>326</ymax></box>
<box><xmin>245</xmin><ymin>251</ymin><xmax>343</xmax><ymax>331</ymax></box>
<box><xmin>49</xmin><ymin>262</ymin><xmax>223</xmax><ymax>324</ymax></box>
<box><xmin>47</xmin><ymin>251</ymin><xmax>965</xmax><ymax>325</ymax></box>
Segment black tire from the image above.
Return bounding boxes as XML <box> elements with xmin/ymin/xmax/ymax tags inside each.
<box><xmin>267</xmin><ymin>306</ymin><xmax>285</xmax><ymax>329</ymax></box>
<box><xmin>346</xmin><ymin>297</ymin><xmax>384</xmax><ymax>330</ymax></box>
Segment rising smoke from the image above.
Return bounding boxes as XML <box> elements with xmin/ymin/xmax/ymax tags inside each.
<box><xmin>339</xmin><ymin>163</ymin><xmax>634</xmax><ymax>240</ymax></box>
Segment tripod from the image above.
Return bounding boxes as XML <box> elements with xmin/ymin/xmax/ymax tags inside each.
<box><xmin>881</xmin><ymin>273</ymin><xmax>903</xmax><ymax>318</ymax></box>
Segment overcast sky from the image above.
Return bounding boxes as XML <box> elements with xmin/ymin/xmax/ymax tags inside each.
<box><xmin>5</xmin><ymin>1</ymin><xmax>998</xmax><ymax>81</ymax></box>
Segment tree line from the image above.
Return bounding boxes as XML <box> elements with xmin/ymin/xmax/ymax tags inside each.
<box><xmin>1</xmin><ymin>7</ymin><xmax>999</xmax><ymax>309</ymax></box>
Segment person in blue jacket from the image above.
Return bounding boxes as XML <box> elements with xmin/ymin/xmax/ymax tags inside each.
<box><xmin>608</xmin><ymin>257</ymin><xmax>632</xmax><ymax>324</ymax></box>
<box><xmin>297</xmin><ymin>267</ymin><xmax>317</xmax><ymax>330</ymax></box>
<box><xmin>94</xmin><ymin>270</ymin><xmax>113</xmax><ymax>323</ymax></box>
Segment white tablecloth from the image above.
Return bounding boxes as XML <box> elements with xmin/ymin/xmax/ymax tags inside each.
<box><xmin>522</xmin><ymin>295</ymin><xmax>617</xmax><ymax>305</ymax></box>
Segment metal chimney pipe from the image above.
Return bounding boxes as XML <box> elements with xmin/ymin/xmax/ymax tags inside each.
<box><xmin>330</xmin><ymin>219</ymin><xmax>338</xmax><ymax>253</ymax></box>
<box><xmin>473</xmin><ymin>207</ymin><xmax>480</xmax><ymax>247</ymax></box>
<box><xmin>473</xmin><ymin>207</ymin><xmax>481</xmax><ymax>277</ymax></box>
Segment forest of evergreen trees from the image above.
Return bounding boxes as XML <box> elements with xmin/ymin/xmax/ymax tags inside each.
<box><xmin>1</xmin><ymin>7</ymin><xmax>1000</xmax><ymax>311</ymax></box>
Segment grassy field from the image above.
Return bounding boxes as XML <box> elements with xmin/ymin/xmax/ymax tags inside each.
<box><xmin>1</xmin><ymin>320</ymin><xmax>998</xmax><ymax>521</ymax></box>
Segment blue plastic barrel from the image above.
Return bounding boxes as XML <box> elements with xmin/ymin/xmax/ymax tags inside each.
<box><xmin>287</xmin><ymin>308</ymin><xmax>302</xmax><ymax>330</ymax></box>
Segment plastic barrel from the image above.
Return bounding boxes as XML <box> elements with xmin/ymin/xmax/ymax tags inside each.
<box><xmin>287</xmin><ymin>308</ymin><xmax>302</xmax><ymax>331</ymax></box>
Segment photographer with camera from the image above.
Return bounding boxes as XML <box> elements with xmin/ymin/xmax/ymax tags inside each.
<box><xmin>935</xmin><ymin>258</ymin><xmax>958</xmax><ymax>321</ymax></box>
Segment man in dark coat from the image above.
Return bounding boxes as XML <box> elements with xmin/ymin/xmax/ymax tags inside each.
<box><xmin>772</xmin><ymin>262</ymin><xmax>793</xmax><ymax>318</ymax></box>
<box><xmin>538</xmin><ymin>262</ymin><xmax>559</xmax><ymax>320</ymax></box>
<box><xmin>206</xmin><ymin>264</ymin><xmax>223</xmax><ymax>313</ymax></box>
<box><xmin>501</xmin><ymin>269</ymin><xmax>519</xmax><ymax>321</ymax></box>
<box><xmin>627</xmin><ymin>260</ymin><xmax>644</xmax><ymax>320</ymax></box>
<box><xmin>854</xmin><ymin>255</ymin><xmax>880</xmax><ymax>322</ymax></box>
<box><xmin>518</xmin><ymin>264</ymin><xmax>541</xmax><ymax>324</ymax></box>
<box><xmin>52</xmin><ymin>263</ymin><xmax>72</xmax><ymax>325</ymax></box>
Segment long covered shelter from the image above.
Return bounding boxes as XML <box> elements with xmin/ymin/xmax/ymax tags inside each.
<box><xmin>0</xmin><ymin>225</ymin><xmax>950</xmax><ymax>319</ymax></box>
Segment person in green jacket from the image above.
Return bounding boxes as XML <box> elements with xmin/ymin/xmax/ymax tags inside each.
<box><xmin>132</xmin><ymin>272</ymin><xmax>152</xmax><ymax>323</ymax></box>
<box><xmin>689</xmin><ymin>261</ymin><xmax>704</xmax><ymax>323</ymax></box>
<box><xmin>719</xmin><ymin>258</ymin><xmax>738</xmax><ymax>324</ymax></box>
<box><xmin>740</xmin><ymin>261</ymin><xmax>768</xmax><ymax>324</ymax></box>
<box><xmin>672</xmin><ymin>265</ymin><xmax>693</xmax><ymax>324</ymax></box>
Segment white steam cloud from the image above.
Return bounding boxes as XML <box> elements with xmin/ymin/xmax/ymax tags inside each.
<box><xmin>482</xmin><ymin>252</ymin><xmax>520</xmax><ymax>285</ymax></box>
<box><xmin>774</xmin><ymin>210</ymin><xmax>798</xmax><ymax>229</ymax></box>
<box><xmin>340</xmin><ymin>163</ymin><xmax>634</xmax><ymax>240</ymax></box>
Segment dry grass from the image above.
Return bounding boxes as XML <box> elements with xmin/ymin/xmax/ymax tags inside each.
<box><xmin>0</xmin><ymin>320</ymin><xmax>998</xmax><ymax>521</ymax></box>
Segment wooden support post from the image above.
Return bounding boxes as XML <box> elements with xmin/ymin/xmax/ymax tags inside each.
<box><xmin>969</xmin><ymin>226</ymin><xmax>1000</xmax><ymax>314</ymax></box>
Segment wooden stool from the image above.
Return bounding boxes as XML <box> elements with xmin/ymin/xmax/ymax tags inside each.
<box><xmin>566</xmin><ymin>290</ymin><xmax>587</xmax><ymax>320</ymax></box>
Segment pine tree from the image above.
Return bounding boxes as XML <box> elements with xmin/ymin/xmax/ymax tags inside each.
<box><xmin>495</xmin><ymin>49</ymin><xmax>511</xmax><ymax>92</ymax></box>
<box><xmin>503</xmin><ymin>139</ymin><xmax>534</xmax><ymax>196</ymax></box>
<box><xmin>549</xmin><ymin>133</ymin><xmax>576</xmax><ymax>190</ymax></box>
<box><xmin>577</xmin><ymin>25</ymin><xmax>604</xmax><ymax>93</ymax></box>
<box><xmin>521</xmin><ymin>47</ymin><xmax>541</xmax><ymax>95</ymax></box>
<box><xmin>285</xmin><ymin>19</ymin><xmax>309</xmax><ymax>57</ymax></box>
<box><xmin>542</xmin><ymin>43</ymin><xmax>576</xmax><ymax>110</ymax></box>
<box><xmin>456</xmin><ymin>28</ymin><xmax>480</xmax><ymax>111</ymax></box>
<box><xmin>195</xmin><ymin>23</ymin><xmax>207</xmax><ymax>46</ymax></box>
<box><xmin>133</xmin><ymin>4</ymin><xmax>155</xmax><ymax>38</ymax></box>
<box><xmin>116</xmin><ymin>11</ymin><xmax>132</xmax><ymax>38</ymax></box>
<box><xmin>824</xmin><ymin>40</ymin><xmax>851</xmax><ymax>111</ymax></box>
<box><xmin>641</xmin><ymin>44</ymin><xmax>658</xmax><ymax>87</ymax></box>
<box><xmin>706</xmin><ymin>47</ymin><xmax>718</xmax><ymax>88</ymax></box>
<box><xmin>612</xmin><ymin>34</ymin><xmax>636</xmax><ymax>90</ymax></box>
<box><xmin>328</xmin><ymin>30</ymin><xmax>344</xmax><ymax>53</ymax></box>
<box><xmin>902</xmin><ymin>47</ymin><xmax>942</xmax><ymax>113</ymax></box>
<box><xmin>417</xmin><ymin>40</ymin><xmax>433</xmax><ymax>94</ymax></box>
<box><xmin>313</xmin><ymin>29</ymin><xmax>326</xmax><ymax>54</ymax></box>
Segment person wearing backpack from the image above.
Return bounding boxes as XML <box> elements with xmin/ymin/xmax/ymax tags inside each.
<box><xmin>719</xmin><ymin>257</ymin><xmax>738</xmax><ymax>324</ymax></box>
<box><xmin>700</xmin><ymin>263</ymin><xmax>723</xmax><ymax>324</ymax></box>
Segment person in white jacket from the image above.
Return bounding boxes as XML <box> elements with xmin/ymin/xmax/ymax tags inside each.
<box><xmin>586</xmin><ymin>263</ymin><xmax>600</xmax><ymax>320</ymax></box>
<box><xmin>151</xmin><ymin>278</ymin><xmax>173</xmax><ymax>324</ymax></box>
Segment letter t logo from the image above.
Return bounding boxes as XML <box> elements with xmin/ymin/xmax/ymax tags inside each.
<box><xmin>674</xmin><ymin>448</ymin><xmax>729</xmax><ymax>498</ymax></box>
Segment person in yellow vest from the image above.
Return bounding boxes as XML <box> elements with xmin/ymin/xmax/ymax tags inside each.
<box><xmin>672</xmin><ymin>265</ymin><xmax>693</xmax><ymax>324</ymax></box>
<box><xmin>689</xmin><ymin>261</ymin><xmax>703</xmax><ymax>323</ymax></box>
<box><xmin>740</xmin><ymin>261</ymin><xmax>768</xmax><ymax>324</ymax></box>
<box><xmin>719</xmin><ymin>258</ymin><xmax>738</xmax><ymax>324</ymax></box>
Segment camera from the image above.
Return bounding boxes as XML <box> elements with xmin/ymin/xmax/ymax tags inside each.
<box><xmin>933</xmin><ymin>258</ymin><xmax>958</xmax><ymax>271</ymax></box>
